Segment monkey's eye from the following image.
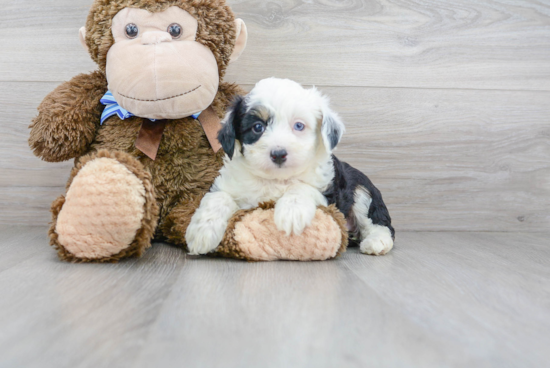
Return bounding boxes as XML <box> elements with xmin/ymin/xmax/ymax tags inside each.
<box><xmin>294</xmin><ymin>122</ymin><xmax>306</xmax><ymax>131</ymax></box>
<box><xmin>125</xmin><ymin>23</ymin><xmax>139</xmax><ymax>39</ymax></box>
<box><xmin>252</xmin><ymin>123</ymin><xmax>265</xmax><ymax>134</ymax></box>
<box><xmin>168</xmin><ymin>23</ymin><xmax>182</xmax><ymax>39</ymax></box>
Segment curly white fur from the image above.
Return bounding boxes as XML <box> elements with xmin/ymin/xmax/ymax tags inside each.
<box><xmin>186</xmin><ymin>78</ymin><xmax>342</xmax><ymax>254</ymax></box>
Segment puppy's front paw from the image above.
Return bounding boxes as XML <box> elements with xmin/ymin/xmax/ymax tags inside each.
<box><xmin>185</xmin><ymin>218</ymin><xmax>226</xmax><ymax>255</ymax></box>
<box><xmin>360</xmin><ymin>225</ymin><xmax>394</xmax><ymax>256</ymax></box>
<box><xmin>274</xmin><ymin>199</ymin><xmax>317</xmax><ymax>236</ymax></box>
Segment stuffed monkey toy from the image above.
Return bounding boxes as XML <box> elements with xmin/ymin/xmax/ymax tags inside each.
<box><xmin>29</xmin><ymin>0</ymin><xmax>348</xmax><ymax>263</ymax></box>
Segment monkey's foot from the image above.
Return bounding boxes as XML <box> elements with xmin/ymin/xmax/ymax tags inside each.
<box><xmin>50</xmin><ymin>150</ymin><xmax>158</xmax><ymax>263</ymax></box>
<box><xmin>215</xmin><ymin>202</ymin><xmax>348</xmax><ymax>262</ymax></box>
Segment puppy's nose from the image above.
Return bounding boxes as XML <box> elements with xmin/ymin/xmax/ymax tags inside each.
<box><xmin>270</xmin><ymin>149</ymin><xmax>288</xmax><ymax>166</ymax></box>
<box><xmin>142</xmin><ymin>31</ymin><xmax>172</xmax><ymax>45</ymax></box>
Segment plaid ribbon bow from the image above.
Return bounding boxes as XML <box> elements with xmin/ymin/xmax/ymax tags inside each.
<box><xmin>100</xmin><ymin>91</ymin><xmax>201</xmax><ymax>124</ymax></box>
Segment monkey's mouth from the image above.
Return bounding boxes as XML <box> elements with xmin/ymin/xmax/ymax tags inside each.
<box><xmin>117</xmin><ymin>85</ymin><xmax>202</xmax><ymax>102</ymax></box>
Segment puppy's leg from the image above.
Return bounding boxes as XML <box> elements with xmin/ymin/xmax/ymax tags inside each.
<box><xmin>274</xmin><ymin>184</ymin><xmax>328</xmax><ymax>236</ymax></box>
<box><xmin>352</xmin><ymin>186</ymin><xmax>394</xmax><ymax>256</ymax></box>
<box><xmin>186</xmin><ymin>191</ymin><xmax>239</xmax><ymax>255</ymax></box>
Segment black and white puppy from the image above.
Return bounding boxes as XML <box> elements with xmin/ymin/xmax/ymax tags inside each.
<box><xmin>186</xmin><ymin>78</ymin><xmax>395</xmax><ymax>255</ymax></box>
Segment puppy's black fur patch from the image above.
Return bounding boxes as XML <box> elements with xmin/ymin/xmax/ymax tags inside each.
<box><xmin>323</xmin><ymin>115</ymin><xmax>343</xmax><ymax>150</ymax></box>
<box><xmin>324</xmin><ymin>156</ymin><xmax>395</xmax><ymax>239</ymax></box>
<box><xmin>218</xmin><ymin>96</ymin><xmax>271</xmax><ymax>159</ymax></box>
<box><xmin>218</xmin><ymin>96</ymin><xmax>244</xmax><ymax>159</ymax></box>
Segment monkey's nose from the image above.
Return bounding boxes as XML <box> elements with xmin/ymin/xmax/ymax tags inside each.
<box><xmin>142</xmin><ymin>31</ymin><xmax>172</xmax><ymax>45</ymax></box>
<box><xmin>270</xmin><ymin>150</ymin><xmax>288</xmax><ymax>166</ymax></box>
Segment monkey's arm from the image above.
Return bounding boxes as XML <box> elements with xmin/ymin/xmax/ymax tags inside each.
<box><xmin>29</xmin><ymin>71</ymin><xmax>108</xmax><ymax>162</ymax></box>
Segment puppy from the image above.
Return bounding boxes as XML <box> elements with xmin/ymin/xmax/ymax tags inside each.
<box><xmin>186</xmin><ymin>78</ymin><xmax>395</xmax><ymax>256</ymax></box>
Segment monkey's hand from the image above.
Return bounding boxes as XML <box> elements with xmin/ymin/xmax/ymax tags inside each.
<box><xmin>29</xmin><ymin>71</ymin><xmax>107</xmax><ymax>162</ymax></box>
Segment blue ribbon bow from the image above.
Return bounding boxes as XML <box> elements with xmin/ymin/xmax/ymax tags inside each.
<box><xmin>100</xmin><ymin>91</ymin><xmax>201</xmax><ymax>124</ymax></box>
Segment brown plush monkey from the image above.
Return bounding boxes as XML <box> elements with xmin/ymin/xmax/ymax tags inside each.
<box><xmin>29</xmin><ymin>0</ymin><xmax>347</xmax><ymax>263</ymax></box>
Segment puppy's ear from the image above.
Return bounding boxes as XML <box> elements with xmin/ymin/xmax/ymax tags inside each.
<box><xmin>319</xmin><ymin>97</ymin><xmax>345</xmax><ymax>153</ymax></box>
<box><xmin>218</xmin><ymin>95</ymin><xmax>245</xmax><ymax>159</ymax></box>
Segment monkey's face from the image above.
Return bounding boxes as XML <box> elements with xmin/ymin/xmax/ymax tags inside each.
<box><xmin>106</xmin><ymin>7</ymin><xmax>220</xmax><ymax>120</ymax></box>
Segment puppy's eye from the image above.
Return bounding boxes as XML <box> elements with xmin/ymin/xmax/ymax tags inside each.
<box><xmin>252</xmin><ymin>123</ymin><xmax>265</xmax><ymax>134</ymax></box>
<box><xmin>294</xmin><ymin>122</ymin><xmax>305</xmax><ymax>131</ymax></box>
<box><xmin>167</xmin><ymin>23</ymin><xmax>182</xmax><ymax>39</ymax></box>
<box><xmin>125</xmin><ymin>23</ymin><xmax>139</xmax><ymax>39</ymax></box>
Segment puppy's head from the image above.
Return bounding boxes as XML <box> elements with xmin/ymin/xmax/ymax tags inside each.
<box><xmin>218</xmin><ymin>78</ymin><xmax>345</xmax><ymax>178</ymax></box>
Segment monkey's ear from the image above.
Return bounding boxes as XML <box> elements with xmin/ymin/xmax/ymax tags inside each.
<box><xmin>79</xmin><ymin>27</ymin><xmax>89</xmax><ymax>52</ymax></box>
<box><xmin>218</xmin><ymin>95</ymin><xmax>246</xmax><ymax>159</ymax></box>
<box><xmin>229</xmin><ymin>19</ymin><xmax>248</xmax><ymax>64</ymax></box>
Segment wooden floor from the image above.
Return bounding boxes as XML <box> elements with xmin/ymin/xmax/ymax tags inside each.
<box><xmin>1</xmin><ymin>1</ymin><xmax>549</xmax><ymax>367</ymax></box>
<box><xmin>1</xmin><ymin>227</ymin><xmax>548</xmax><ymax>368</ymax></box>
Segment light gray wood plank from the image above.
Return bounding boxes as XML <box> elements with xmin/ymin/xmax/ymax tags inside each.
<box><xmin>330</xmin><ymin>86</ymin><xmax>550</xmax><ymax>232</ymax></box>
<box><xmin>0</xmin><ymin>81</ymin><xmax>73</xmax><ymax>189</ymax></box>
<box><xmin>0</xmin><ymin>81</ymin><xmax>72</xmax><ymax>225</ymax></box>
<box><xmin>2</xmin><ymin>81</ymin><xmax>549</xmax><ymax>231</ymax></box>
<box><xmin>227</xmin><ymin>0</ymin><xmax>550</xmax><ymax>90</ymax></box>
<box><xmin>0</xmin><ymin>187</ymin><xmax>62</xmax><ymax>225</ymax></box>
<box><xmin>131</xmin><ymin>257</ymin><xmax>462</xmax><ymax>368</ymax></box>
<box><xmin>1</xmin><ymin>0</ymin><xmax>550</xmax><ymax>90</ymax></box>
<box><xmin>0</xmin><ymin>228</ymin><xmax>187</xmax><ymax>368</ymax></box>
<box><xmin>0</xmin><ymin>226</ymin><xmax>46</xmax><ymax>272</ymax></box>
<box><xmin>0</xmin><ymin>0</ymin><xmax>96</xmax><ymax>81</ymax></box>
<box><xmin>2</xmin><ymin>229</ymin><xmax>548</xmax><ymax>367</ymax></box>
<box><xmin>343</xmin><ymin>232</ymin><xmax>550</xmax><ymax>368</ymax></box>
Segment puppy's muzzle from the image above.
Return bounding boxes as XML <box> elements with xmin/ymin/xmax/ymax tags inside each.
<box><xmin>270</xmin><ymin>149</ymin><xmax>287</xmax><ymax>166</ymax></box>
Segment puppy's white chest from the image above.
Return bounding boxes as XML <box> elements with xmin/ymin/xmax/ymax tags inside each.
<box><xmin>234</xmin><ymin>180</ymin><xmax>289</xmax><ymax>209</ymax></box>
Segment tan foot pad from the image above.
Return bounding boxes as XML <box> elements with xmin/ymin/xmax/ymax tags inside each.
<box><xmin>56</xmin><ymin>157</ymin><xmax>146</xmax><ymax>259</ymax></box>
<box><xmin>218</xmin><ymin>203</ymin><xmax>348</xmax><ymax>262</ymax></box>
